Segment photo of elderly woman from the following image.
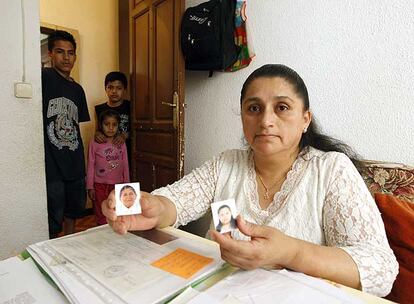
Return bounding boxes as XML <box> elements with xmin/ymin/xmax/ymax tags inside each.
<box><xmin>115</xmin><ymin>183</ymin><xmax>141</xmax><ymax>216</ymax></box>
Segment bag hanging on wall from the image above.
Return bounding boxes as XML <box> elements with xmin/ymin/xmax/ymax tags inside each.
<box><xmin>225</xmin><ymin>0</ymin><xmax>254</xmax><ymax>72</ymax></box>
<box><xmin>181</xmin><ymin>0</ymin><xmax>240</xmax><ymax>74</ymax></box>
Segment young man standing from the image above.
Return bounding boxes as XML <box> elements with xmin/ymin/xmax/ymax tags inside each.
<box><xmin>42</xmin><ymin>30</ymin><xmax>90</xmax><ymax>239</ymax></box>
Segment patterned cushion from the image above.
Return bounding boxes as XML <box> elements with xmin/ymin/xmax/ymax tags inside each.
<box><xmin>358</xmin><ymin>161</ymin><xmax>414</xmax><ymax>203</ymax></box>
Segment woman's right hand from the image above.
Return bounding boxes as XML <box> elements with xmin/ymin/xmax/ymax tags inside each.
<box><xmin>101</xmin><ymin>190</ymin><xmax>177</xmax><ymax>235</ymax></box>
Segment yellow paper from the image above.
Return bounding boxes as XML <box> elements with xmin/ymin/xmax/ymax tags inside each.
<box><xmin>151</xmin><ymin>248</ymin><xmax>213</xmax><ymax>279</ymax></box>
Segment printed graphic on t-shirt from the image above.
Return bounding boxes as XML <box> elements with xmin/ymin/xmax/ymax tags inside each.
<box><xmin>46</xmin><ymin>97</ymin><xmax>79</xmax><ymax>151</ymax></box>
<box><xmin>97</xmin><ymin>147</ymin><xmax>124</xmax><ymax>177</ymax></box>
<box><xmin>119</xmin><ymin>114</ymin><xmax>129</xmax><ymax>133</ymax></box>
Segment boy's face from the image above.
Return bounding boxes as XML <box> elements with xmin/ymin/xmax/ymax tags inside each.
<box><xmin>48</xmin><ymin>40</ymin><xmax>76</xmax><ymax>77</ymax></box>
<box><xmin>105</xmin><ymin>80</ymin><xmax>126</xmax><ymax>104</ymax></box>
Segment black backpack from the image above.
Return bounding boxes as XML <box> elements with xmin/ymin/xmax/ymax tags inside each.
<box><xmin>181</xmin><ymin>0</ymin><xmax>240</xmax><ymax>73</ymax></box>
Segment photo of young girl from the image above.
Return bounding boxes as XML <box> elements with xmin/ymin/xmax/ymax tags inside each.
<box><xmin>115</xmin><ymin>182</ymin><xmax>141</xmax><ymax>216</ymax></box>
<box><xmin>211</xmin><ymin>199</ymin><xmax>238</xmax><ymax>234</ymax></box>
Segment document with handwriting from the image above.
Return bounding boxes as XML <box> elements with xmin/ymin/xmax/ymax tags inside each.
<box><xmin>28</xmin><ymin>226</ymin><xmax>223</xmax><ymax>304</ymax></box>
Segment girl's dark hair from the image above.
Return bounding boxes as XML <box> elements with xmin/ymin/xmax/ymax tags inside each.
<box><xmin>105</xmin><ymin>71</ymin><xmax>128</xmax><ymax>89</ymax></box>
<box><xmin>119</xmin><ymin>185</ymin><xmax>136</xmax><ymax>199</ymax></box>
<box><xmin>98</xmin><ymin>110</ymin><xmax>120</xmax><ymax>133</ymax></box>
<box><xmin>216</xmin><ymin>205</ymin><xmax>237</xmax><ymax>232</ymax></box>
<box><xmin>240</xmin><ymin>64</ymin><xmax>362</xmax><ymax>168</ymax></box>
<box><xmin>48</xmin><ymin>30</ymin><xmax>77</xmax><ymax>51</ymax></box>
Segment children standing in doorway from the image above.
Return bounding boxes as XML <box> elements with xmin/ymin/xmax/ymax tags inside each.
<box><xmin>87</xmin><ymin>110</ymin><xmax>129</xmax><ymax>225</ymax></box>
<box><xmin>94</xmin><ymin>72</ymin><xmax>131</xmax><ymax>163</ymax></box>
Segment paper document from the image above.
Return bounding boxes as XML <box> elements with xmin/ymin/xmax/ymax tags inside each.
<box><xmin>27</xmin><ymin>225</ymin><xmax>223</xmax><ymax>304</ymax></box>
<box><xmin>152</xmin><ymin>248</ymin><xmax>213</xmax><ymax>279</ymax></box>
<box><xmin>0</xmin><ymin>256</ymin><xmax>68</xmax><ymax>303</ymax></box>
<box><xmin>200</xmin><ymin>268</ymin><xmax>363</xmax><ymax>304</ymax></box>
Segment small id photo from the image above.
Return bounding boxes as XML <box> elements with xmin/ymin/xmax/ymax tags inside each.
<box><xmin>211</xmin><ymin>198</ymin><xmax>238</xmax><ymax>234</ymax></box>
<box><xmin>115</xmin><ymin>182</ymin><xmax>142</xmax><ymax>216</ymax></box>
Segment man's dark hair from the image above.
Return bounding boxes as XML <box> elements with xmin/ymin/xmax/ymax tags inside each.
<box><xmin>47</xmin><ymin>30</ymin><xmax>77</xmax><ymax>52</ymax></box>
<box><xmin>240</xmin><ymin>64</ymin><xmax>362</xmax><ymax>169</ymax></box>
<box><xmin>105</xmin><ymin>71</ymin><xmax>128</xmax><ymax>89</ymax></box>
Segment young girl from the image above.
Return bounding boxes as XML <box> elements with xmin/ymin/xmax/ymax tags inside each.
<box><xmin>87</xmin><ymin>110</ymin><xmax>129</xmax><ymax>225</ymax></box>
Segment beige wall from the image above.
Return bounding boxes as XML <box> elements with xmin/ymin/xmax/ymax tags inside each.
<box><xmin>40</xmin><ymin>0</ymin><xmax>120</xmax><ymax>175</ymax></box>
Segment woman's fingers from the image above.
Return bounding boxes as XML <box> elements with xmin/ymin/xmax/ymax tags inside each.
<box><xmin>102</xmin><ymin>190</ymin><xmax>117</xmax><ymax>221</ymax></box>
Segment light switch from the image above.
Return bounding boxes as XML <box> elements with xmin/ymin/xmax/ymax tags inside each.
<box><xmin>14</xmin><ymin>82</ymin><xmax>33</xmax><ymax>99</ymax></box>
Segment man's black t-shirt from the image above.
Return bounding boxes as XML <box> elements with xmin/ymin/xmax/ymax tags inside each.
<box><xmin>42</xmin><ymin>68</ymin><xmax>90</xmax><ymax>182</ymax></box>
<box><xmin>95</xmin><ymin>100</ymin><xmax>131</xmax><ymax>153</ymax></box>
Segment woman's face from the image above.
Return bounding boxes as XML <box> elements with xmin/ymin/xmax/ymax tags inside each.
<box><xmin>241</xmin><ymin>77</ymin><xmax>311</xmax><ymax>158</ymax></box>
<box><xmin>218</xmin><ymin>207</ymin><xmax>232</xmax><ymax>225</ymax></box>
<box><xmin>121</xmin><ymin>188</ymin><xmax>136</xmax><ymax>208</ymax></box>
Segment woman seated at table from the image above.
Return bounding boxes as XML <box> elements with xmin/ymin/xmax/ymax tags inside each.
<box><xmin>102</xmin><ymin>64</ymin><xmax>398</xmax><ymax>297</ymax></box>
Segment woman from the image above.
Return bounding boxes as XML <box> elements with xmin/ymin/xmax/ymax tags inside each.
<box><xmin>119</xmin><ymin>185</ymin><xmax>136</xmax><ymax>208</ymax></box>
<box><xmin>102</xmin><ymin>64</ymin><xmax>398</xmax><ymax>297</ymax></box>
<box><xmin>215</xmin><ymin>204</ymin><xmax>237</xmax><ymax>233</ymax></box>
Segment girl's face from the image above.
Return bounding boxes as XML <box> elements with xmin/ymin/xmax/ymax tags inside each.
<box><xmin>102</xmin><ymin>116</ymin><xmax>119</xmax><ymax>138</ymax></box>
<box><xmin>241</xmin><ymin>77</ymin><xmax>311</xmax><ymax>158</ymax></box>
<box><xmin>218</xmin><ymin>207</ymin><xmax>232</xmax><ymax>225</ymax></box>
<box><xmin>121</xmin><ymin>188</ymin><xmax>136</xmax><ymax>208</ymax></box>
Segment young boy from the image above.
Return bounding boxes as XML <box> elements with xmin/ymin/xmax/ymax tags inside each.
<box><xmin>42</xmin><ymin>30</ymin><xmax>90</xmax><ymax>239</ymax></box>
<box><xmin>94</xmin><ymin>72</ymin><xmax>131</xmax><ymax>159</ymax></box>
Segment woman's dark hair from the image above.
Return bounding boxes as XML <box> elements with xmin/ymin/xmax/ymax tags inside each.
<box><xmin>48</xmin><ymin>30</ymin><xmax>77</xmax><ymax>51</ymax></box>
<box><xmin>98</xmin><ymin>109</ymin><xmax>121</xmax><ymax>133</ymax></box>
<box><xmin>240</xmin><ymin>64</ymin><xmax>362</xmax><ymax>169</ymax></box>
<box><xmin>216</xmin><ymin>205</ymin><xmax>237</xmax><ymax>232</ymax></box>
<box><xmin>119</xmin><ymin>185</ymin><xmax>136</xmax><ymax>199</ymax></box>
<box><xmin>105</xmin><ymin>71</ymin><xmax>128</xmax><ymax>89</ymax></box>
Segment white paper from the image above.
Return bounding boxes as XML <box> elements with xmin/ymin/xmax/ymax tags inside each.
<box><xmin>27</xmin><ymin>225</ymin><xmax>224</xmax><ymax>304</ymax></box>
<box><xmin>203</xmin><ymin>268</ymin><xmax>363</xmax><ymax>304</ymax></box>
<box><xmin>0</xmin><ymin>256</ymin><xmax>68</xmax><ymax>303</ymax></box>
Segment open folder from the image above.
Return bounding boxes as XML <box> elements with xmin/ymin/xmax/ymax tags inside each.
<box><xmin>26</xmin><ymin>225</ymin><xmax>224</xmax><ymax>304</ymax></box>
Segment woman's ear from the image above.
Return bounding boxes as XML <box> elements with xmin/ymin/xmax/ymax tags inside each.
<box><xmin>303</xmin><ymin>110</ymin><xmax>312</xmax><ymax>130</ymax></box>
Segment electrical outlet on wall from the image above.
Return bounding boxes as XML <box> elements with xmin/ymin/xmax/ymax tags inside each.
<box><xmin>14</xmin><ymin>82</ymin><xmax>33</xmax><ymax>99</ymax></box>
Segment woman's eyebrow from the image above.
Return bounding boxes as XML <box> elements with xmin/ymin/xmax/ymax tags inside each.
<box><xmin>274</xmin><ymin>95</ymin><xmax>294</xmax><ymax>102</ymax></box>
<box><xmin>243</xmin><ymin>97</ymin><xmax>262</xmax><ymax>103</ymax></box>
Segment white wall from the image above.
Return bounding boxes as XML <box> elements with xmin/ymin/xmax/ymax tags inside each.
<box><xmin>0</xmin><ymin>0</ymin><xmax>48</xmax><ymax>259</ymax></box>
<box><xmin>184</xmin><ymin>0</ymin><xmax>414</xmax><ymax>174</ymax></box>
<box><xmin>0</xmin><ymin>0</ymin><xmax>119</xmax><ymax>260</ymax></box>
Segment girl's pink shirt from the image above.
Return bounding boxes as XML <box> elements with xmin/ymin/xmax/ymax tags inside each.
<box><xmin>86</xmin><ymin>141</ymin><xmax>129</xmax><ymax>189</ymax></box>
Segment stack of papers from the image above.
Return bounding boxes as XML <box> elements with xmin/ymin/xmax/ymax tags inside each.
<box><xmin>0</xmin><ymin>256</ymin><xmax>68</xmax><ymax>303</ymax></box>
<box><xmin>26</xmin><ymin>225</ymin><xmax>224</xmax><ymax>304</ymax></box>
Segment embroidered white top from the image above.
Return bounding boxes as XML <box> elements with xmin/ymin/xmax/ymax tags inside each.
<box><xmin>152</xmin><ymin>147</ymin><xmax>398</xmax><ymax>297</ymax></box>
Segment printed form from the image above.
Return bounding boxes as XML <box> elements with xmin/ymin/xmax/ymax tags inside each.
<box><xmin>28</xmin><ymin>226</ymin><xmax>223</xmax><ymax>304</ymax></box>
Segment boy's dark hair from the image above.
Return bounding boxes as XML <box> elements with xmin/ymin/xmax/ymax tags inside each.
<box><xmin>47</xmin><ymin>30</ymin><xmax>77</xmax><ymax>52</ymax></box>
<box><xmin>105</xmin><ymin>71</ymin><xmax>128</xmax><ymax>89</ymax></box>
<box><xmin>98</xmin><ymin>110</ymin><xmax>121</xmax><ymax>132</ymax></box>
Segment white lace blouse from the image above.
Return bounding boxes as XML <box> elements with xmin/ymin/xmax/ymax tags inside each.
<box><xmin>152</xmin><ymin>147</ymin><xmax>398</xmax><ymax>296</ymax></box>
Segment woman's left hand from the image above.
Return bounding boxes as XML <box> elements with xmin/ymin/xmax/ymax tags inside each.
<box><xmin>210</xmin><ymin>216</ymin><xmax>300</xmax><ymax>270</ymax></box>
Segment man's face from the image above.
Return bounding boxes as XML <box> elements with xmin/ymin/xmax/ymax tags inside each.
<box><xmin>48</xmin><ymin>40</ymin><xmax>76</xmax><ymax>77</ymax></box>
